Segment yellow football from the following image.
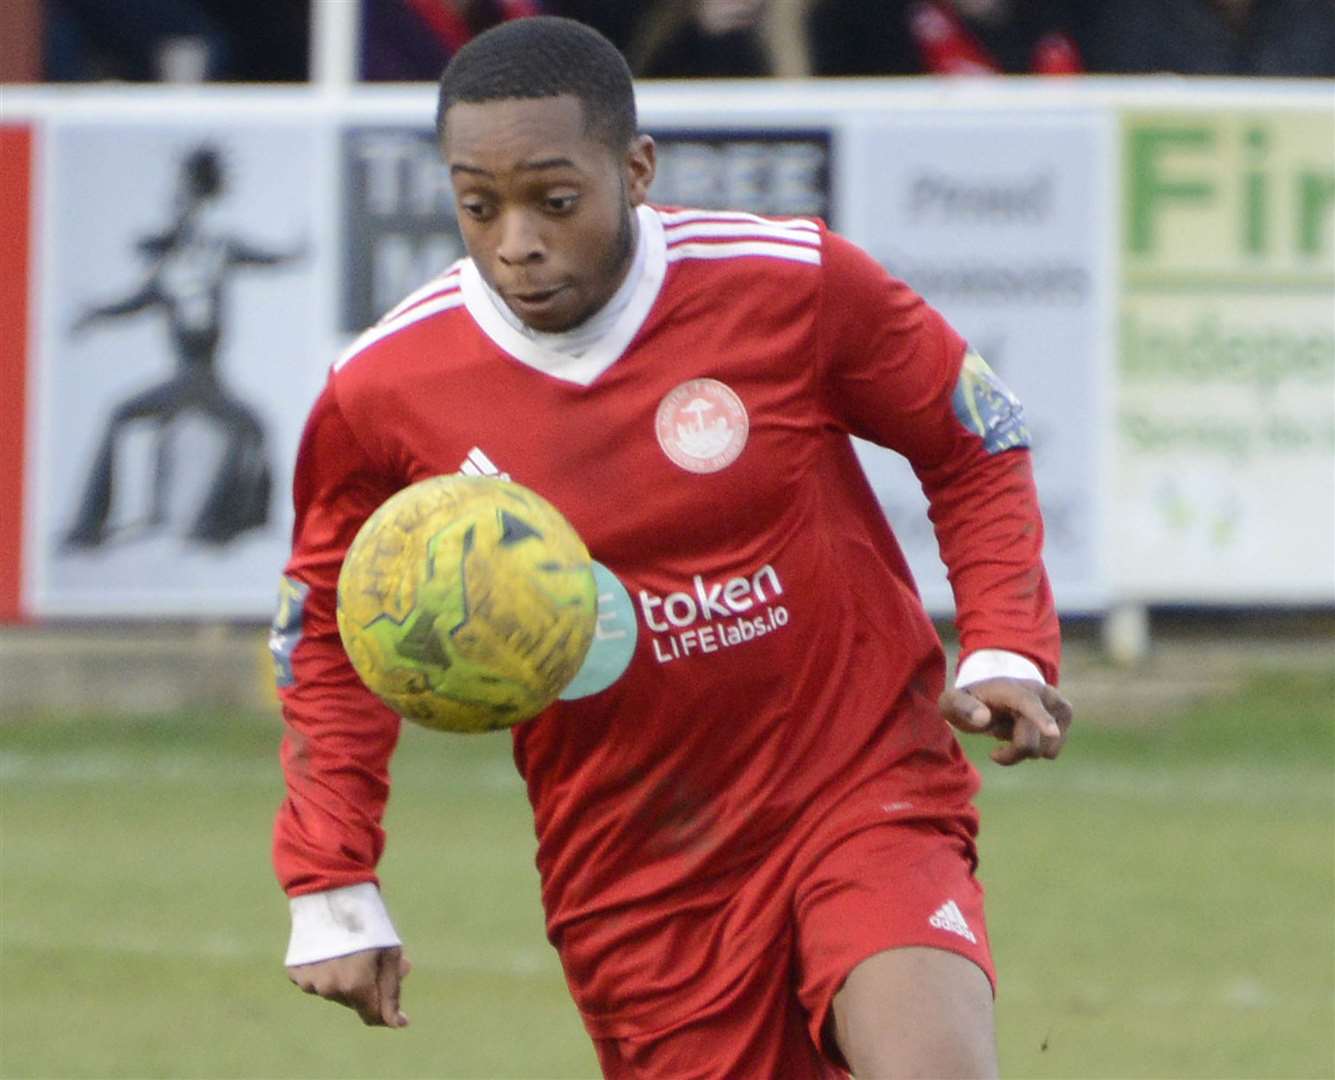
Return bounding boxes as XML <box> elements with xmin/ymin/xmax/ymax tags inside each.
<box><xmin>336</xmin><ymin>475</ymin><xmax>597</xmax><ymax>732</ymax></box>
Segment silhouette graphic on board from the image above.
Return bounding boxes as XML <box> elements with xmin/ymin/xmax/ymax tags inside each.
<box><xmin>63</xmin><ymin>145</ymin><xmax>304</xmax><ymax>550</ymax></box>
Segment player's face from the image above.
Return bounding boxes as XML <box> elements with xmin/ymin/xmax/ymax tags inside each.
<box><xmin>443</xmin><ymin>95</ymin><xmax>655</xmax><ymax>333</ymax></box>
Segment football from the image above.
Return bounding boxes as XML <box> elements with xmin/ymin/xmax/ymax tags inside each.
<box><xmin>336</xmin><ymin>475</ymin><xmax>598</xmax><ymax>732</ymax></box>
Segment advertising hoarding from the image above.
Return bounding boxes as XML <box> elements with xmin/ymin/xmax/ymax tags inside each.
<box><xmin>4</xmin><ymin>83</ymin><xmax>1329</xmax><ymax>619</ymax></box>
<box><xmin>840</xmin><ymin>111</ymin><xmax>1109</xmax><ymax>612</ymax></box>
<box><xmin>0</xmin><ymin>125</ymin><xmax>32</xmax><ymax>620</ymax></box>
<box><xmin>1113</xmin><ymin>107</ymin><xmax>1335</xmax><ymax>602</ymax></box>
<box><xmin>340</xmin><ymin>123</ymin><xmax>833</xmax><ymax>332</ymax></box>
<box><xmin>30</xmin><ymin>119</ymin><xmax>330</xmax><ymax>616</ymax></box>
<box><xmin>341</xmin><ymin>125</ymin><xmax>464</xmax><ymax>332</ymax></box>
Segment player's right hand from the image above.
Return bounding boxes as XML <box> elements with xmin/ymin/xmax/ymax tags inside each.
<box><xmin>287</xmin><ymin>946</ymin><xmax>412</xmax><ymax>1028</ymax></box>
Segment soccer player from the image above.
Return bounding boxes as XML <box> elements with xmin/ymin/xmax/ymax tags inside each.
<box><xmin>273</xmin><ymin>16</ymin><xmax>1072</xmax><ymax>1078</ymax></box>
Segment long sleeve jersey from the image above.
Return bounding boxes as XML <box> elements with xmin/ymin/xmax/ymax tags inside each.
<box><xmin>272</xmin><ymin>205</ymin><xmax>1059</xmax><ymax>1034</ymax></box>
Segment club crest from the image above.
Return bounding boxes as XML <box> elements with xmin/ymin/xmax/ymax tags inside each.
<box><xmin>655</xmin><ymin>379</ymin><xmax>749</xmax><ymax>474</ymax></box>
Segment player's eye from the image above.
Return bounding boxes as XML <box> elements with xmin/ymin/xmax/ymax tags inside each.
<box><xmin>544</xmin><ymin>194</ymin><xmax>579</xmax><ymax>214</ymax></box>
<box><xmin>460</xmin><ymin>200</ymin><xmax>494</xmax><ymax>222</ymax></box>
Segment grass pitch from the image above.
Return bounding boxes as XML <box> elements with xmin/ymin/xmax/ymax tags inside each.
<box><xmin>2</xmin><ymin>666</ymin><xmax>1332</xmax><ymax>1079</ymax></box>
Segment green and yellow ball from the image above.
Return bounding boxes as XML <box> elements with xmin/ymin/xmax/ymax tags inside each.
<box><xmin>337</xmin><ymin>475</ymin><xmax>597</xmax><ymax>732</ymax></box>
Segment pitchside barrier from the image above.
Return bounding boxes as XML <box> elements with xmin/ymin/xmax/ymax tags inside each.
<box><xmin>1</xmin><ymin>81</ymin><xmax>1331</xmax><ymax>641</ymax></box>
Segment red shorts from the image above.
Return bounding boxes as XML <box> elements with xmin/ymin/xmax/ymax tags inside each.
<box><xmin>590</xmin><ymin>812</ymin><xmax>994</xmax><ymax>1079</ymax></box>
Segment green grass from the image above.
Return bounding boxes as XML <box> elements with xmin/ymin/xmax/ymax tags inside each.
<box><xmin>974</xmin><ymin>668</ymin><xmax>1335</xmax><ymax>1079</ymax></box>
<box><xmin>2</xmin><ymin>668</ymin><xmax>1332</xmax><ymax>1079</ymax></box>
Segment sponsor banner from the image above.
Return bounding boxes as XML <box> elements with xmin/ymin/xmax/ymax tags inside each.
<box><xmin>644</xmin><ymin>128</ymin><xmax>832</xmax><ymax>221</ymax></box>
<box><xmin>30</xmin><ymin>120</ymin><xmax>330</xmax><ymax>617</ymax></box>
<box><xmin>0</xmin><ymin>125</ymin><xmax>32</xmax><ymax>621</ymax></box>
<box><xmin>839</xmin><ymin>112</ymin><xmax>1109</xmax><ymax>612</ymax></box>
<box><xmin>1114</xmin><ymin>108</ymin><xmax>1335</xmax><ymax>601</ymax></box>
<box><xmin>338</xmin><ymin>123</ymin><xmax>832</xmax><ymax>332</ymax></box>
<box><xmin>14</xmin><ymin>88</ymin><xmax>1327</xmax><ymax>618</ymax></box>
<box><xmin>341</xmin><ymin>125</ymin><xmax>464</xmax><ymax>333</ymax></box>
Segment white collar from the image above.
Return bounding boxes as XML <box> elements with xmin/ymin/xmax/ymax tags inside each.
<box><xmin>460</xmin><ymin>204</ymin><xmax>666</xmax><ymax>387</ymax></box>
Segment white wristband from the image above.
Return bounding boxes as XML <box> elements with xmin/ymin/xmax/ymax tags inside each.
<box><xmin>955</xmin><ymin>648</ymin><xmax>1045</xmax><ymax>689</ymax></box>
<box><xmin>285</xmin><ymin>882</ymin><xmax>401</xmax><ymax>967</ymax></box>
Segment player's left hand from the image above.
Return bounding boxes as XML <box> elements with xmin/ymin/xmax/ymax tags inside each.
<box><xmin>939</xmin><ymin>678</ymin><xmax>1073</xmax><ymax>766</ymax></box>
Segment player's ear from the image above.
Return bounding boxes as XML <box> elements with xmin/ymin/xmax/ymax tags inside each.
<box><xmin>624</xmin><ymin>135</ymin><xmax>655</xmax><ymax>207</ymax></box>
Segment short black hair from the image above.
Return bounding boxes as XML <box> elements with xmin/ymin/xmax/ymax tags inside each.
<box><xmin>436</xmin><ymin>17</ymin><xmax>637</xmax><ymax>152</ymax></box>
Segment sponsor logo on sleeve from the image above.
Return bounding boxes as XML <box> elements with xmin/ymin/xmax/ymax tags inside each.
<box><xmin>269</xmin><ymin>575</ymin><xmax>309</xmax><ymax>688</ymax></box>
<box><xmin>952</xmin><ymin>348</ymin><xmax>1031</xmax><ymax>453</ymax></box>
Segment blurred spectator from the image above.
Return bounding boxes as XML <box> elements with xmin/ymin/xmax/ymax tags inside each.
<box><xmin>555</xmin><ymin>1</ymin><xmax>780</xmax><ymax>77</ymax></box>
<box><xmin>1079</xmin><ymin>0</ymin><xmax>1335</xmax><ymax>76</ymax></box>
<box><xmin>0</xmin><ymin>0</ymin><xmax>41</xmax><ymax>82</ymax></box>
<box><xmin>44</xmin><ymin>0</ymin><xmax>309</xmax><ymax>83</ymax></box>
<box><xmin>211</xmin><ymin>1</ymin><xmax>310</xmax><ymax>81</ymax></box>
<box><xmin>628</xmin><ymin>0</ymin><xmax>771</xmax><ymax>77</ymax></box>
<box><xmin>806</xmin><ymin>0</ymin><xmax>1084</xmax><ymax>76</ymax></box>
<box><xmin>46</xmin><ymin>0</ymin><xmax>232</xmax><ymax>82</ymax></box>
<box><xmin>361</xmin><ymin>0</ymin><xmax>542</xmax><ymax>81</ymax></box>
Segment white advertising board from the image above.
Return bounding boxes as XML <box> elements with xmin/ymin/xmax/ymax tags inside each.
<box><xmin>30</xmin><ymin>117</ymin><xmax>332</xmax><ymax>616</ymax></box>
<box><xmin>837</xmin><ymin>111</ymin><xmax>1110</xmax><ymax>612</ymax></box>
<box><xmin>8</xmin><ymin>82</ymin><xmax>1330</xmax><ymax>619</ymax></box>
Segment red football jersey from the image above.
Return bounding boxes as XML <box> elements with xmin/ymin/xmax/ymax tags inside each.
<box><xmin>272</xmin><ymin>206</ymin><xmax>1059</xmax><ymax>1034</ymax></box>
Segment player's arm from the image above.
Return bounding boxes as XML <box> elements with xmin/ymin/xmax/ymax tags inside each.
<box><xmin>271</xmin><ymin>377</ymin><xmax>411</xmax><ymax>1027</ymax></box>
<box><xmin>815</xmin><ymin>230</ymin><xmax>1071</xmax><ymax>764</ymax></box>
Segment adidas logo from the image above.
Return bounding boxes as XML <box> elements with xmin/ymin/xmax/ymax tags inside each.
<box><xmin>458</xmin><ymin>446</ymin><xmax>510</xmax><ymax>482</ymax></box>
<box><xmin>928</xmin><ymin>900</ymin><xmax>977</xmax><ymax>944</ymax></box>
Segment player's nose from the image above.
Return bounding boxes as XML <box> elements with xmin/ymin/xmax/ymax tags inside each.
<box><xmin>496</xmin><ymin>210</ymin><xmax>544</xmax><ymax>266</ymax></box>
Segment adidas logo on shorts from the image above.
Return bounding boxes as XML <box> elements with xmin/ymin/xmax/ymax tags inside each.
<box><xmin>928</xmin><ymin>899</ymin><xmax>977</xmax><ymax>944</ymax></box>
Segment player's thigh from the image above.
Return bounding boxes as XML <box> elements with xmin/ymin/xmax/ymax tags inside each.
<box><xmin>832</xmin><ymin>945</ymin><xmax>996</xmax><ymax>1079</ymax></box>
<box><xmin>793</xmin><ymin>816</ymin><xmax>996</xmax><ymax>1075</ymax></box>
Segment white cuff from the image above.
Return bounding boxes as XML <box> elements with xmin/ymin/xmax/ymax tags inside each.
<box><xmin>955</xmin><ymin>649</ymin><xmax>1045</xmax><ymax>689</ymax></box>
<box><xmin>284</xmin><ymin>882</ymin><xmax>401</xmax><ymax>967</ymax></box>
